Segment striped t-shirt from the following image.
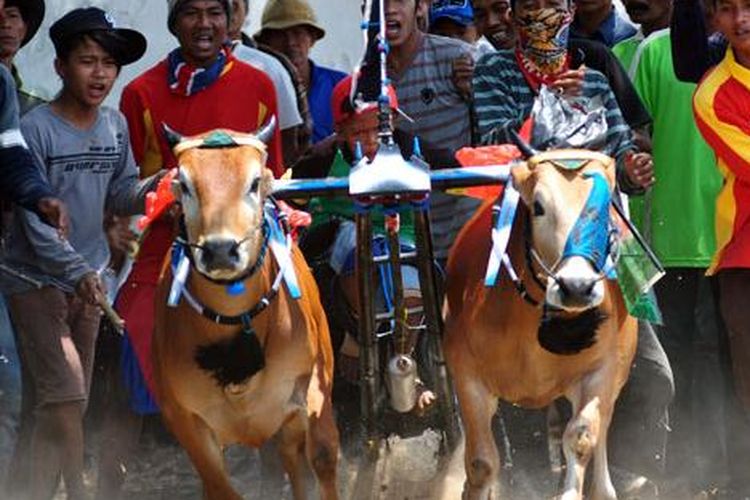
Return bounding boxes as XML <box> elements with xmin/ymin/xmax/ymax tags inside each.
<box><xmin>473</xmin><ymin>50</ymin><xmax>635</xmax><ymax>187</ymax></box>
<box><xmin>392</xmin><ymin>34</ymin><xmax>478</xmax><ymax>260</ymax></box>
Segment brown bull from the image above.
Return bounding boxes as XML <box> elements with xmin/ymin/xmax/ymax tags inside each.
<box><xmin>152</xmin><ymin>123</ymin><xmax>339</xmax><ymax>500</ymax></box>
<box><xmin>444</xmin><ymin>150</ymin><xmax>637</xmax><ymax>500</ymax></box>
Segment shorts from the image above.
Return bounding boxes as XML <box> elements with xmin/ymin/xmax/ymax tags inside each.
<box><xmin>329</xmin><ymin>220</ymin><xmax>421</xmax><ymax>311</ymax></box>
<box><xmin>8</xmin><ymin>286</ymin><xmax>100</xmax><ymax>408</ymax></box>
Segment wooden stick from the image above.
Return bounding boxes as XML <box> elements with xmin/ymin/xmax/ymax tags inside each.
<box><xmin>96</xmin><ymin>294</ymin><xmax>125</xmax><ymax>333</ymax></box>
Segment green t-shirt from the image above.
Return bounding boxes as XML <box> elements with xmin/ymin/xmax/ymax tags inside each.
<box><xmin>613</xmin><ymin>29</ymin><xmax>722</xmax><ymax>267</ymax></box>
<box><xmin>308</xmin><ymin>149</ymin><xmax>415</xmax><ymax>243</ymax></box>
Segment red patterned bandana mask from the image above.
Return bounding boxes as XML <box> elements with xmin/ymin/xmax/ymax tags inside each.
<box><xmin>515</xmin><ymin>8</ymin><xmax>573</xmax><ymax>86</ymax></box>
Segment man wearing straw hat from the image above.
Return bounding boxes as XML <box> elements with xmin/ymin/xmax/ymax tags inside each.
<box><xmin>255</xmin><ymin>0</ymin><xmax>346</xmax><ymax>144</ymax></box>
<box><xmin>0</xmin><ymin>0</ymin><xmax>45</xmax><ymax>114</ymax></box>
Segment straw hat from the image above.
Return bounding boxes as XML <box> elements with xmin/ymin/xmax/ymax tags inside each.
<box><xmin>6</xmin><ymin>0</ymin><xmax>45</xmax><ymax>47</ymax></box>
<box><xmin>255</xmin><ymin>0</ymin><xmax>325</xmax><ymax>41</ymax></box>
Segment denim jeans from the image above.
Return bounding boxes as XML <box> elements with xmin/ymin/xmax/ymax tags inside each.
<box><xmin>608</xmin><ymin>319</ymin><xmax>674</xmax><ymax>480</ymax></box>
<box><xmin>655</xmin><ymin>269</ymin><xmax>733</xmax><ymax>490</ymax></box>
<box><xmin>0</xmin><ymin>294</ymin><xmax>21</xmax><ymax>480</ymax></box>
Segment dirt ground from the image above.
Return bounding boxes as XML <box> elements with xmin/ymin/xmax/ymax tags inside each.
<box><xmin>87</xmin><ymin>406</ymin><xmax>744</xmax><ymax>500</ymax></box>
<box><xmin>49</xmin><ymin>327</ymin><xmax>745</xmax><ymax>500</ymax></box>
<box><xmin>77</xmin><ymin>407</ymin><xmax>574</xmax><ymax>500</ymax></box>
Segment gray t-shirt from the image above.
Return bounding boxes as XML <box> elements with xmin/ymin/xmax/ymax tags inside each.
<box><xmin>1</xmin><ymin>105</ymin><xmax>158</xmax><ymax>294</ymax></box>
<box><xmin>233</xmin><ymin>43</ymin><xmax>303</xmax><ymax>131</ymax></box>
<box><xmin>391</xmin><ymin>34</ymin><xmax>479</xmax><ymax>260</ymax></box>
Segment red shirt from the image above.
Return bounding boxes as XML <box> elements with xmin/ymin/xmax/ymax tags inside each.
<box><xmin>120</xmin><ymin>53</ymin><xmax>284</xmax><ymax>286</ymax></box>
<box><xmin>121</xmin><ymin>54</ymin><xmax>283</xmax><ymax>177</ymax></box>
<box><xmin>694</xmin><ymin>48</ymin><xmax>750</xmax><ymax>273</ymax></box>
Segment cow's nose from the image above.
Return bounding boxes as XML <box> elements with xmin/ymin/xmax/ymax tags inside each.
<box><xmin>557</xmin><ymin>276</ymin><xmax>596</xmax><ymax>299</ymax></box>
<box><xmin>201</xmin><ymin>238</ymin><xmax>241</xmax><ymax>271</ymax></box>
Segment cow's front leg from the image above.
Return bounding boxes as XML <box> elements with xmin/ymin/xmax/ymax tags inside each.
<box><xmin>560</xmin><ymin>394</ymin><xmax>602</xmax><ymax>500</ymax></box>
<box><xmin>162</xmin><ymin>405</ymin><xmax>240</xmax><ymax>500</ymax></box>
<box><xmin>278</xmin><ymin>410</ymin><xmax>314</xmax><ymax>500</ymax></box>
<box><xmin>305</xmin><ymin>349</ymin><xmax>340</xmax><ymax>500</ymax></box>
<box><xmin>455</xmin><ymin>375</ymin><xmax>499</xmax><ymax>500</ymax></box>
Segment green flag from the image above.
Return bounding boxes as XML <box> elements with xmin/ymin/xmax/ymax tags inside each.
<box><xmin>611</xmin><ymin>201</ymin><xmax>665</xmax><ymax>324</ymax></box>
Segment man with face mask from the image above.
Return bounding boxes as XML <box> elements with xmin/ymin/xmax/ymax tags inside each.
<box><xmin>474</xmin><ymin>0</ymin><xmax>651</xmax><ymax>193</ymax></box>
<box><xmin>472</xmin><ymin>0</ymin><xmax>652</xmax><ymax>135</ymax></box>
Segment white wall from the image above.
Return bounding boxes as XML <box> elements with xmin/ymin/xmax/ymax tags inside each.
<box><xmin>14</xmin><ymin>0</ymin><xmax>365</xmax><ymax>105</ymax></box>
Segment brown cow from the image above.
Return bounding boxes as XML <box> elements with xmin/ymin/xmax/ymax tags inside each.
<box><xmin>444</xmin><ymin>149</ymin><xmax>637</xmax><ymax>500</ymax></box>
<box><xmin>152</xmin><ymin>122</ymin><xmax>339</xmax><ymax>500</ymax></box>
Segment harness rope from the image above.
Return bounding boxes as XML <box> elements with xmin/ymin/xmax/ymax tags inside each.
<box><xmin>497</xmin><ymin>199</ymin><xmax>621</xmax><ymax>309</ymax></box>
<box><xmin>171</xmin><ymin>201</ymin><xmax>293</xmax><ymax>326</ymax></box>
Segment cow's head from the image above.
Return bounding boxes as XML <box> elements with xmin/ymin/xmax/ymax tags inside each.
<box><xmin>165</xmin><ymin>118</ymin><xmax>276</xmax><ymax>282</ymax></box>
<box><xmin>511</xmin><ymin>145</ymin><xmax>616</xmax><ymax>313</ymax></box>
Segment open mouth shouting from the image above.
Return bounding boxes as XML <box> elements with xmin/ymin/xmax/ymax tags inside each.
<box><xmin>385</xmin><ymin>19</ymin><xmax>402</xmax><ymax>40</ymax></box>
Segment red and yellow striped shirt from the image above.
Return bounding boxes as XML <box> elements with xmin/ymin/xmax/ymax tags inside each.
<box><xmin>694</xmin><ymin>48</ymin><xmax>750</xmax><ymax>274</ymax></box>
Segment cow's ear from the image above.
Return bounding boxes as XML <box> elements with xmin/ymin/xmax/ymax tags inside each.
<box><xmin>260</xmin><ymin>167</ymin><xmax>274</xmax><ymax>199</ymax></box>
<box><xmin>602</xmin><ymin>157</ymin><xmax>617</xmax><ymax>191</ymax></box>
<box><xmin>511</xmin><ymin>161</ymin><xmax>535</xmax><ymax>205</ymax></box>
<box><xmin>163</xmin><ymin>124</ymin><xmax>183</xmax><ymax>150</ymax></box>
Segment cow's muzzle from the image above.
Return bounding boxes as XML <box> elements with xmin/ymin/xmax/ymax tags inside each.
<box><xmin>200</xmin><ymin>237</ymin><xmax>242</xmax><ymax>272</ymax></box>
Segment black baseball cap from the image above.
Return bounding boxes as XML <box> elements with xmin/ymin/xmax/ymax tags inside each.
<box><xmin>49</xmin><ymin>7</ymin><xmax>147</xmax><ymax>66</ymax></box>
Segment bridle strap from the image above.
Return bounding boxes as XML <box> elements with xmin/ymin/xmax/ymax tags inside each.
<box><xmin>172</xmin><ymin>202</ymin><xmax>292</xmax><ymax>326</ymax></box>
<box><xmin>180</xmin><ymin>255</ymin><xmax>286</xmax><ymax>326</ymax></box>
<box><xmin>176</xmin><ymin>218</ymin><xmax>271</xmax><ymax>286</ymax></box>
<box><xmin>499</xmin><ymin>207</ymin><xmax>545</xmax><ymax>308</ymax></box>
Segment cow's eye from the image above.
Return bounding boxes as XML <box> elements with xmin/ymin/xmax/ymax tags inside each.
<box><xmin>249</xmin><ymin>177</ymin><xmax>261</xmax><ymax>194</ymax></box>
<box><xmin>179</xmin><ymin>180</ymin><xmax>191</xmax><ymax>197</ymax></box>
<box><xmin>533</xmin><ymin>200</ymin><xmax>545</xmax><ymax>217</ymax></box>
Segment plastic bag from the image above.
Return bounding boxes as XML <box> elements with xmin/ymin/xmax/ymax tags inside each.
<box><xmin>453</xmin><ymin>145</ymin><xmax>521</xmax><ymax>200</ymax></box>
<box><xmin>531</xmin><ymin>85</ymin><xmax>608</xmax><ymax>152</ymax></box>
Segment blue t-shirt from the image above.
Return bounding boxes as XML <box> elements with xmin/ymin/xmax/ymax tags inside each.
<box><xmin>571</xmin><ymin>8</ymin><xmax>637</xmax><ymax>48</ymax></box>
<box><xmin>307</xmin><ymin>60</ymin><xmax>346</xmax><ymax>143</ymax></box>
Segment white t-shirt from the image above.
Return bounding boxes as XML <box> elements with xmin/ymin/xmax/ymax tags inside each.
<box><xmin>232</xmin><ymin>43</ymin><xmax>303</xmax><ymax>131</ymax></box>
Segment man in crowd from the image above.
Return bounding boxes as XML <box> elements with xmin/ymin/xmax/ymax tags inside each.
<box><xmin>571</xmin><ymin>0</ymin><xmax>637</xmax><ymax>47</ymax></box>
<box><xmin>1</xmin><ymin>8</ymin><xmax>158</xmax><ymax>499</ymax></box>
<box><xmin>472</xmin><ymin>0</ymin><xmax>652</xmax><ymax>137</ymax></box>
<box><xmin>0</xmin><ymin>0</ymin><xmax>49</xmax><ymax>485</ymax></box>
<box><xmin>255</xmin><ymin>0</ymin><xmax>346</xmax><ymax>144</ymax></box>
<box><xmin>474</xmin><ymin>0</ymin><xmax>646</xmax><ymax>181</ymax></box>
<box><xmin>684</xmin><ymin>0</ymin><xmax>750</xmax><ymax>496</ymax></box>
<box><xmin>473</xmin><ymin>0</ymin><xmax>515</xmax><ymax>48</ymax></box>
<box><xmin>381</xmin><ymin>0</ymin><xmax>479</xmax><ymax>265</ymax></box>
<box><xmin>613</xmin><ymin>0</ymin><xmax>731</xmax><ymax>495</ymax></box>
<box><xmin>428</xmin><ymin>0</ymin><xmax>483</xmax><ymax>46</ymax></box>
<box><xmin>223</xmin><ymin>0</ymin><xmax>304</xmax><ymax>165</ymax></box>
<box><xmin>96</xmin><ymin>0</ymin><xmax>283</xmax><ymax>496</ymax></box>
<box><xmin>228</xmin><ymin>0</ymin><xmax>313</xmax><ymax>160</ymax></box>
<box><xmin>0</xmin><ymin>0</ymin><xmax>44</xmax><ymax>113</ymax></box>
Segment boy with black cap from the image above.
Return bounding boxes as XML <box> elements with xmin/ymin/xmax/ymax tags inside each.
<box><xmin>2</xmin><ymin>8</ymin><xmax>161</xmax><ymax>499</ymax></box>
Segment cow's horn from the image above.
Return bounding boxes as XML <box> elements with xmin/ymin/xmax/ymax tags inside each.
<box><xmin>509</xmin><ymin>129</ymin><xmax>539</xmax><ymax>159</ymax></box>
<box><xmin>162</xmin><ymin>124</ymin><xmax>184</xmax><ymax>150</ymax></box>
<box><xmin>255</xmin><ymin>115</ymin><xmax>276</xmax><ymax>145</ymax></box>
